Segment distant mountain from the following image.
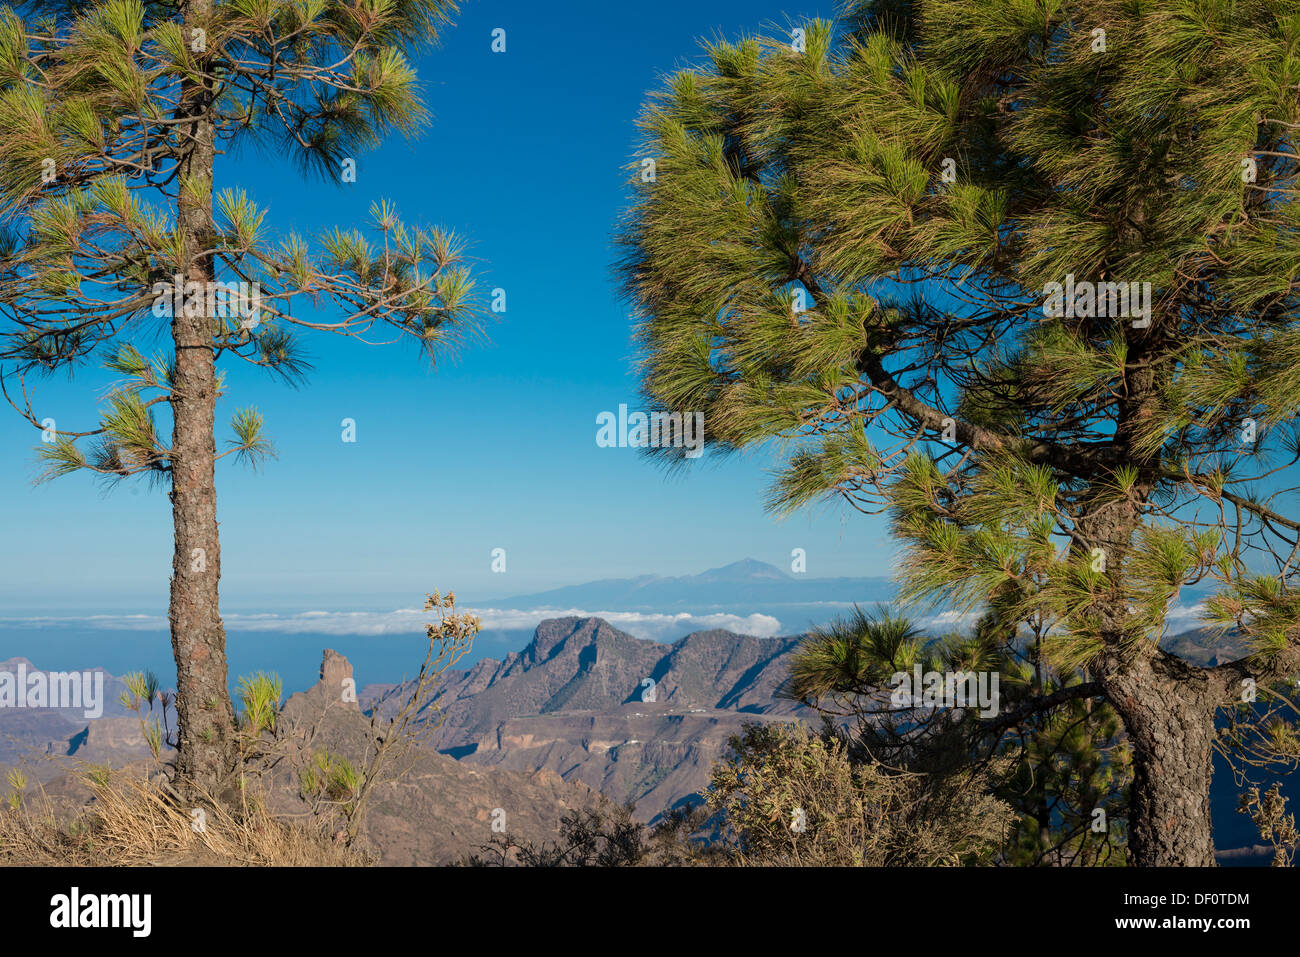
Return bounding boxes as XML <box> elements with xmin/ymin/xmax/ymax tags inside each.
<box><xmin>1</xmin><ymin>616</ymin><xmax>1270</xmax><ymax>862</ymax></box>
<box><xmin>482</xmin><ymin>559</ymin><xmax>894</xmax><ymax>616</ymax></box>
<box><xmin>0</xmin><ymin>657</ymin><xmax>162</xmax><ymax>773</ymax></box>
<box><xmin>363</xmin><ymin>616</ymin><xmax>810</xmax><ymax>819</ymax></box>
<box><xmin>1159</xmin><ymin>626</ymin><xmax>1248</xmax><ymax>667</ymax></box>
<box><xmin>362</xmin><ymin>613</ymin><xmax>1263</xmax><ymax>831</ymax></box>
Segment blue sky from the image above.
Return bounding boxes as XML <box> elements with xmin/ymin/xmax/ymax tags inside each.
<box><xmin>0</xmin><ymin>0</ymin><xmax>894</xmax><ymax>616</ymax></box>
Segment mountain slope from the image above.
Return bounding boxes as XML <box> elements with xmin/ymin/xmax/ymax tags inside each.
<box><xmin>0</xmin><ymin>651</ymin><xmax>600</xmax><ymax>865</ymax></box>
<box><xmin>362</xmin><ymin>616</ymin><xmax>809</xmax><ymax>818</ymax></box>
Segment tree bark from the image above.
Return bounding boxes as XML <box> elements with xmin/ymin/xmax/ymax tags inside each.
<box><xmin>169</xmin><ymin>0</ymin><xmax>238</xmax><ymax>800</ymax></box>
<box><xmin>1076</xmin><ymin>327</ymin><xmax>1221</xmax><ymax>865</ymax></box>
<box><xmin>1099</xmin><ymin>650</ymin><xmax>1218</xmax><ymax>866</ymax></box>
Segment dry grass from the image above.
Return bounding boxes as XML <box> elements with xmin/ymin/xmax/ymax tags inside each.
<box><xmin>0</xmin><ymin>768</ymin><xmax>371</xmax><ymax>866</ymax></box>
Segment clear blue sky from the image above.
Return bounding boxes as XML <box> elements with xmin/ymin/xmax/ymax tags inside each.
<box><xmin>0</xmin><ymin>0</ymin><xmax>895</xmax><ymax>615</ymax></box>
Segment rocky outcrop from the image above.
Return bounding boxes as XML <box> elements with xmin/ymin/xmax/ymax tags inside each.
<box><xmin>320</xmin><ymin>648</ymin><xmax>359</xmax><ymax>710</ymax></box>
<box><xmin>282</xmin><ymin>648</ymin><xmax>361</xmax><ymax>719</ymax></box>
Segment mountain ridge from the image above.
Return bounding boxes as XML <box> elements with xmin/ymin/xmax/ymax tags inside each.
<box><xmin>360</xmin><ymin>615</ymin><xmax>809</xmax><ymax>818</ymax></box>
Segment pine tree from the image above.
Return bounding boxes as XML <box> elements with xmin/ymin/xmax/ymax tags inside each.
<box><xmin>619</xmin><ymin>0</ymin><xmax>1300</xmax><ymax>865</ymax></box>
<box><xmin>0</xmin><ymin>0</ymin><xmax>477</xmax><ymax>801</ymax></box>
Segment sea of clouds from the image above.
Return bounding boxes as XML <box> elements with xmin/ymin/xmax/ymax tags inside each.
<box><xmin>0</xmin><ymin>599</ymin><xmax>1213</xmax><ymax>644</ymax></box>
<box><xmin>0</xmin><ymin>607</ymin><xmax>786</xmax><ymax>643</ymax></box>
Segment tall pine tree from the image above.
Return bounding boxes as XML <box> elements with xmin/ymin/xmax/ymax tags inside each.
<box><xmin>620</xmin><ymin>0</ymin><xmax>1300</xmax><ymax>864</ymax></box>
<box><xmin>0</xmin><ymin>0</ymin><xmax>477</xmax><ymax>800</ymax></box>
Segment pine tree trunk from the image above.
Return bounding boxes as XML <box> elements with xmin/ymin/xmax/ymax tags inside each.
<box><xmin>169</xmin><ymin>0</ymin><xmax>238</xmax><ymax>800</ymax></box>
<box><xmin>1100</xmin><ymin>652</ymin><xmax>1218</xmax><ymax>866</ymax></box>
<box><xmin>1079</xmin><ymin>349</ymin><xmax>1220</xmax><ymax>865</ymax></box>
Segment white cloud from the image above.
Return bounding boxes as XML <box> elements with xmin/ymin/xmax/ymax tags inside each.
<box><xmin>1</xmin><ymin>600</ymin><xmax>1214</xmax><ymax>642</ymax></box>
<box><xmin>915</xmin><ymin>610</ymin><xmax>983</xmax><ymax>630</ymax></box>
<box><xmin>1163</xmin><ymin>602</ymin><xmax>1209</xmax><ymax>630</ymax></box>
<box><xmin>851</xmin><ymin>602</ymin><xmax>1212</xmax><ymax>637</ymax></box>
<box><xmin>0</xmin><ymin>607</ymin><xmax>785</xmax><ymax>642</ymax></box>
